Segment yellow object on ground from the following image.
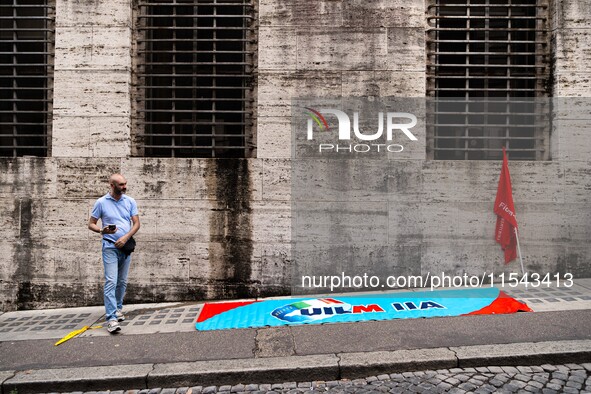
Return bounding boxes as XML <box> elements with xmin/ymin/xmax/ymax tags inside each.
<box><xmin>54</xmin><ymin>325</ymin><xmax>102</xmax><ymax>346</ymax></box>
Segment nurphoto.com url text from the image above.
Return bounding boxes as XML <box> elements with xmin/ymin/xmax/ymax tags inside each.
<box><xmin>301</xmin><ymin>272</ymin><xmax>574</xmax><ymax>292</ymax></box>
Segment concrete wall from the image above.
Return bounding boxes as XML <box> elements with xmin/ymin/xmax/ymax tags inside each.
<box><xmin>1</xmin><ymin>0</ymin><xmax>590</xmax><ymax>310</ymax></box>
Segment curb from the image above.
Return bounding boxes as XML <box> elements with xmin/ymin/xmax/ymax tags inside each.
<box><xmin>2</xmin><ymin>339</ymin><xmax>590</xmax><ymax>393</ymax></box>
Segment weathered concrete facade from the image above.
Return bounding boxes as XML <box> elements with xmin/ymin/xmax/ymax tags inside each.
<box><xmin>1</xmin><ymin>0</ymin><xmax>590</xmax><ymax>310</ymax></box>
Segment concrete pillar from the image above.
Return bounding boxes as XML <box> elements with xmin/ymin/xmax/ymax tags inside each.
<box><xmin>552</xmin><ymin>0</ymin><xmax>591</xmax><ymax>96</ymax></box>
<box><xmin>52</xmin><ymin>0</ymin><xmax>133</xmax><ymax>157</ymax></box>
<box><xmin>256</xmin><ymin>0</ymin><xmax>427</xmax><ymax>159</ymax></box>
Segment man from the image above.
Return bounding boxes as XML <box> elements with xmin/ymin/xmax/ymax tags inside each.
<box><xmin>88</xmin><ymin>174</ymin><xmax>140</xmax><ymax>333</ymax></box>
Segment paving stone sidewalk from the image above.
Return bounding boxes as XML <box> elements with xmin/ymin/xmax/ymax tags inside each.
<box><xmin>57</xmin><ymin>363</ymin><xmax>591</xmax><ymax>394</ymax></box>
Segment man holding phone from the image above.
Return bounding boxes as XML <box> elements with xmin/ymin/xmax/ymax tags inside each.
<box><xmin>88</xmin><ymin>173</ymin><xmax>140</xmax><ymax>333</ymax></box>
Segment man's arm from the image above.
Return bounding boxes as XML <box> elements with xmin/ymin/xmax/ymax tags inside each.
<box><xmin>88</xmin><ymin>216</ymin><xmax>116</xmax><ymax>235</ymax></box>
<box><xmin>88</xmin><ymin>216</ymin><xmax>102</xmax><ymax>234</ymax></box>
<box><xmin>114</xmin><ymin>215</ymin><xmax>140</xmax><ymax>248</ymax></box>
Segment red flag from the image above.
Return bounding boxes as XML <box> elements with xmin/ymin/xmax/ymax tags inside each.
<box><xmin>494</xmin><ymin>147</ymin><xmax>518</xmax><ymax>263</ymax></box>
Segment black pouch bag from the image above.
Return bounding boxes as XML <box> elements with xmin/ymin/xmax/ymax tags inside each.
<box><xmin>120</xmin><ymin>236</ymin><xmax>136</xmax><ymax>255</ymax></box>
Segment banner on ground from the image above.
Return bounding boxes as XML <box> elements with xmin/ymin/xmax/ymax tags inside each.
<box><xmin>195</xmin><ymin>288</ymin><xmax>531</xmax><ymax>331</ymax></box>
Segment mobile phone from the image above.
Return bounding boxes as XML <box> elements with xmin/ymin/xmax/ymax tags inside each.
<box><xmin>107</xmin><ymin>224</ymin><xmax>116</xmax><ymax>231</ymax></box>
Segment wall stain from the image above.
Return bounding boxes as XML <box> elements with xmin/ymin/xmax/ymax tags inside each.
<box><xmin>126</xmin><ymin>283</ymin><xmax>207</xmax><ymax>304</ymax></box>
<box><xmin>14</xmin><ymin>197</ymin><xmax>33</xmax><ymax>304</ymax></box>
<box><xmin>9</xmin><ymin>158</ymin><xmax>46</xmax><ymax>310</ymax></box>
<box><xmin>206</xmin><ymin>159</ymin><xmax>254</xmax><ymax>299</ymax></box>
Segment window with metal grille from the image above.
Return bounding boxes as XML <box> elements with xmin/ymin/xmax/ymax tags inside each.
<box><xmin>0</xmin><ymin>0</ymin><xmax>54</xmax><ymax>157</ymax></box>
<box><xmin>134</xmin><ymin>0</ymin><xmax>255</xmax><ymax>158</ymax></box>
<box><xmin>426</xmin><ymin>0</ymin><xmax>551</xmax><ymax>160</ymax></box>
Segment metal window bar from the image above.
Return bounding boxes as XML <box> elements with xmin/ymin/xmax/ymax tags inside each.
<box><xmin>426</xmin><ymin>0</ymin><xmax>550</xmax><ymax>161</ymax></box>
<box><xmin>134</xmin><ymin>0</ymin><xmax>255</xmax><ymax>158</ymax></box>
<box><xmin>0</xmin><ymin>0</ymin><xmax>54</xmax><ymax>157</ymax></box>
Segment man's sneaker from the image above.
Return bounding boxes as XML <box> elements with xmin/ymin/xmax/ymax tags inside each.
<box><xmin>116</xmin><ymin>309</ymin><xmax>125</xmax><ymax>322</ymax></box>
<box><xmin>107</xmin><ymin>319</ymin><xmax>121</xmax><ymax>333</ymax></box>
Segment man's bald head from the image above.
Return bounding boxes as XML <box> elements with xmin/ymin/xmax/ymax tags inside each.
<box><xmin>110</xmin><ymin>173</ymin><xmax>126</xmax><ymax>186</ymax></box>
<box><xmin>109</xmin><ymin>173</ymin><xmax>128</xmax><ymax>197</ymax></box>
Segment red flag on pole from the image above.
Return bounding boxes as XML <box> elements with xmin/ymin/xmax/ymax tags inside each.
<box><xmin>494</xmin><ymin>147</ymin><xmax>518</xmax><ymax>263</ymax></box>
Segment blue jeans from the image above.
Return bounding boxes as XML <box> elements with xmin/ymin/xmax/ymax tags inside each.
<box><xmin>102</xmin><ymin>245</ymin><xmax>131</xmax><ymax>322</ymax></box>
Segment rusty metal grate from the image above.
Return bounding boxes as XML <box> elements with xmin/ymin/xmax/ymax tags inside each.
<box><xmin>134</xmin><ymin>0</ymin><xmax>255</xmax><ymax>158</ymax></box>
<box><xmin>426</xmin><ymin>0</ymin><xmax>551</xmax><ymax>160</ymax></box>
<box><xmin>0</xmin><ymin>0</ymin><xmax>54</xmax><ymax>157</ymax></box>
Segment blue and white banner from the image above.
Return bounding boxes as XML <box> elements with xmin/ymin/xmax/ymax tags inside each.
<box><xmin>195</xmin><ymin>288</ymin><xmax>531</xmax><ymax>331</ymax></box>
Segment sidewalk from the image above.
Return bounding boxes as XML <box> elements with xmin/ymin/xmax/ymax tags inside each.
<box><xmin>1</xmin><ymin>280</ymin><xmax>590</xmax><ymax>393</ymax></box>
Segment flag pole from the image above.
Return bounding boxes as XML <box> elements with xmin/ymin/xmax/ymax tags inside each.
<box><xmin>514</xmin><ymin>227</ymin><xmax>526</xmax><ymax>276</ymax></box>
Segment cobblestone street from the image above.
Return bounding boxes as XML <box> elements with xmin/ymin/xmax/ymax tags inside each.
<box><xmin>60</xmin><ymin>363</ymin><xmax>591</xmax><ymax>394</ymax></box>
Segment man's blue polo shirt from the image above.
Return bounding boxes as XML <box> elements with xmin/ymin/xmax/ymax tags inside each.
<box><xmin>91</xmin><ymin>193</ymin><xmax>138</xmax><ymax>247</ymax></box>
